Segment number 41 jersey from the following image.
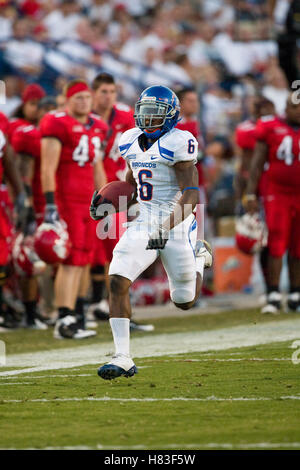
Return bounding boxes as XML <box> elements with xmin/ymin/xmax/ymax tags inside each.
<box><xmin>40</xmin><ymin>111</ymin><xmax>108</xmax><ymax>204</ymax></box>
<box><xmin>256</xmin><ymin>115</ymin><xmax>300</xmax><ymax>195</ymax></box>
<box><xmin>119</xmin><ymin>127</ymin><xmax>198</xmax><ymax>220</ymax></box>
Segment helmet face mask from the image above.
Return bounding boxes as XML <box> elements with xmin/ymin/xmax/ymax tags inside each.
<box><xmin>134</xmin><ymin>86</ymin><xmax>180</xmax><ymax>137</ymax></box>
<box><xmin>135</xmin><ymin>101</ymin><xmax>170</xmax><ymax>130</ymax></box>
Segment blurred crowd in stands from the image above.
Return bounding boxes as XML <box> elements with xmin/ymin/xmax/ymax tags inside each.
<box><xmin>0</xmin><ymin>0</ymin><xmax>296</xmax><ymax>225</ymax></box>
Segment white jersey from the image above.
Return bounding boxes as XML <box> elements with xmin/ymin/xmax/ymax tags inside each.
<box><xmin>119</xmin><ymin>127</ymin><xmax>198</xmax><ymax>223</ymax></box>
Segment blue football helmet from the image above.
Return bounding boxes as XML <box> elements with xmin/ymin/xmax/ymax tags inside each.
<box><xmin>134</xmin><ymin>85</ymin><xmax>180</xmax><ymax>139</ymax></box>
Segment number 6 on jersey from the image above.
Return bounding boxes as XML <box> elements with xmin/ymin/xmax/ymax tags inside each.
<box><xmin>138</xmin><ymin>170</ymin><xmax>153</xmax><ymax>201</ymax></box>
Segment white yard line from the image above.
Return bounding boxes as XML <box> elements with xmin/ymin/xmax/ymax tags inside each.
<box><xmin>2</xmin><ymin>442</ymin><xmax>300</xmax><ymax>450</ymax></box>
<box><xmin>0</xmin><ymin>359</ymin><xmax>290</xmax><ymax>381</ymax></box>
<box><xmin>1</xmin><ymin>395</ymin><xmax>300</xmax><ymax>403</ymax></box>
<box><xmin>1</xmin><ymin>318</ymin><xmax>300</xmax><ymax>377</ymax></box>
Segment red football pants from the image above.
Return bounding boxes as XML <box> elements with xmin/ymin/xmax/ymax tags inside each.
<box><xmin>57</xmin><ymin>200</ymin><xmax>95</xmax><ymax>266</ymax></box>
<box><xmin>264</xmin><ymin>193</ymin><xmax>300</xmax><ymax>258</ymax></box>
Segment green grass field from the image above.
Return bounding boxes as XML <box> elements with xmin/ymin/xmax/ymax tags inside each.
<box><xmin>1</xmin><ymin>308</ymin><xmax>300</xmax><ymax>450</ymax></box>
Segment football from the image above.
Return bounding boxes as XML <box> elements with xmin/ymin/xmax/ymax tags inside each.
<box><xmin>96</xmin><ymin>181</ymin><xmax>136</xmax><ymax>212</ymax></box>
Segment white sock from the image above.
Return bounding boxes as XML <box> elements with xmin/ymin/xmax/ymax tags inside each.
<box><xmin>109</xmin><ymin>317</ymin><xmax>130</xmax><ymax>357</ymax></box>
<box><xmin>195</xmin><ymin>256</ymin><xmax>205</xmax><ymax>278</ymax></box>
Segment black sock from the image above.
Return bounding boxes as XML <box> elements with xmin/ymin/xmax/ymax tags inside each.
<box><xmin>91</xmin><ymin>265</ymin><xmax>106</xmax><ymax>303</ymax></box>
<box><xmin>290</xmin><ymin>287</ymin><xmax>300</xmax><ymax>294</ymax></box>
<box><xmin>58</xmin><ymin>307</ymin><xmax>73</xmax><ymax>319</ymax></box>
<box><xmin>0</xmin><ymin>285</ymin><xmax>2</xmax><ymax>317</ymax></box>
<box><xmin>24</xmin><ymin>300</ymin><xmax>37</xmax><ymax>324</ymax></box>
<box><xmin>0</xmin><ymin>267</ymin><xmax>6</xmax><ymax>317</ymax></box>
<box><xmin>75</xmin><ymin>297</ymin><xmax>88</xmax><ymax>328</ymax></box>
<box><xmin>267</xmin><ymin>285</ymin><xmax>279</xmax><ymax>294</ymax></box>
<box><xmin>259</xmin><ymin>247</ymin><xmax>268</xmax><ymax>286</ymax></box>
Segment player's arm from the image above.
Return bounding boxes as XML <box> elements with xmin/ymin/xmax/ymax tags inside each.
<box><xmin>93</xmin><ymin>158</ymin><xmax>107</xmax><ymax>190</ymax></box>
<box><xmin>244</xmin><ymin>141</ymin><xmax>268</xmax><ymax>213</ymax></box>
<box><xmin>167</xmin><ymin>161</ymin><xmax>199</xmax><ymax>230</ymax></box>
<box><xmin>90</xmin><ymin>163</ymin><xmax>137</xmax><ymax>221</ymax></box>
<box><xmin>17</xmin><ymin>153</ymin><xmax>35</xmax><ymax>202</ymax></box>
<box><xmin>15</xmin><ymin>152</ymin><xmax>36</xmax><ymax>233</ymax></box>
<box><xmin>147</xmin><ymin>161</ymin><xmax>199</xmax><ymax>250</ymax></box>
<box><xmin>234</xmin><ymin>148</ymin><xmax>252</xmax><ymax>214</ymax></box>
<box><xmin>2</xmin><ymin>143</ymin><xmax>25</xmax><ymax>198</ymax></box>
<box><xmin>41</xmin><ymin>137</ymin><xmax>61</xmax><ymax>223</ymax></box>
<box><xmin>2</xmin><ymin>143</ymin><xmax>30</xmax><ymax>230</ymax></box>
<box><xmin>125</xmin><ymin>164</ymin><xmax>137</xmax><ymax>207</ymax></box>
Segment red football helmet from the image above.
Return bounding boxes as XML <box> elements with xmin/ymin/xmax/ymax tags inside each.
<box><xmin>235</xmin><ymin>213</ymin><xmax>267</xmax><ymax>255</ymax></box>
<box><xmin>34</xmin><ymin>221</ymin><xmax>72</xmax><ymax>264</ymax></box>
<box><xmin>12</xmin><ymin>233</ymin><xmax>47</xmax><ymax>277</ymax></box>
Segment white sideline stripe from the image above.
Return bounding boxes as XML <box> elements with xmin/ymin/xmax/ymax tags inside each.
<box><xmin>1</xmin><ymin>318</ymin><xmax>300</xmax><ymax>377</ymax></box>
<box><xmin>0</xmin><ymin>358</ymin><xmax>290</xmax><ymax>381</ymax></box>
<box><xmin>3</xmin><ymin>442</ymin><xmax>299</xmax><ymax>450</ymax></box>
<box><xmin>0</xmin><ymin>374</ymin><xmax>94</xmax><ymax>380</ymax></box>
<box><xmin>1</xmin><ymin>395</ymin><xmax>300</xmax><ymax>404</ymax></box>
<box><xmin>144</xmin><ymin>358</ymin><xmax>290</xmax><ymax>362</ymax></box>
<box><xmin>0</xmin><ymin>382</ymin><xmax>32</xmax><ymax>385</ymax></box>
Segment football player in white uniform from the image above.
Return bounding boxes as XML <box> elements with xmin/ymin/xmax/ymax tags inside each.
<box><xmin>90</xmin><ymin>85</ymin><xmax>212</xmax><ymax>380</ymax></box>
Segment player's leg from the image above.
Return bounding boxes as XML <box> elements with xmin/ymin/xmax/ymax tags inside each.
<box><xmin>160</xmin><ymin>216</ymin><xmax>212</xmax><ymax>310</ymax></box>
<box><xmin>0</xmin><ymin>265</ymin><xmax>7</xmax><ymax>329</ymax></box>
<box><xmin>20</xmin><ymin>276</ymin><xmax>48</xmax><ymax>329</ymax></box>
<box><xmin>97</xmin><ymin>224</ymin><xmax>158</xmax><ymax>380</ymax></box>
<box><xmin>286</xmin><ymin>200</ymin><xmax>300</xmax><ymax>311</ymax></box>
<box><xmin>54</xmin><ymin>202</ymin><xmax>96</xmax><ymax>338</ymax></box>
<box><xmin>75</xmin><ymin>264</ymin><xmax>92</xmax><ymax>328</ymax></box>
<box><xmin>287</xmin><ymin>255</ymin><xmax>300</xmax><ymax>311</ymax></box>
<box><xmin>262</xmin><ymin>195</ymin><xmax>291</xmax><ymax>314</ymax></box>
<box><xmin>89</xmin><ymin>229</ymin><xmax>109</xmax><ymax>320</ymax></box>
<box><xmin>259</xmin><ymin>246</ymin><xmax>269</xmax><ymax>293</ymax></box>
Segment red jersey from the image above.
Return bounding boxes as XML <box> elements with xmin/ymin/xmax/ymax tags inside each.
<box><xmin>102</xmin><ymin>103</ymin><xmax>135</xmax><ymax>182</ymax></box>
<box><xmin>11</xmin><ymin>124</ymin><xmax>44</xmax><ymax>214</ymax></box>
<box><xmin>235</xmin><ymin>120</ymin><xmax>257</xmax><ymax>150</ymax></box>
<box><xmin>40</xmin><ymin>111</ymin><xmax>108</xmax><ymax>204</ymax></box>
<box><xmin>176</xmin><ymin>118</ymin><xmax>204</xmax><ymax>186</ymax></box>
<box><xmin>8</xmin><ymin>118</ymin><xmax>30</xmax><ymax>141</ymax></box>
<box><xmin>256</xmin><ymin>115</ymin><xmax>300</xmax><ymax>195</ymax></box>
<box><xmin>0</xmin><ymin>112</ymin><xmax>9</xmax><ymax>137</ymax></box>
<box><xmin>0</xmin><ymin>113</ymin><xmax>9</xmax><ymax>182</ymax></box>
<box><xmin>0</xmin><ymin>130</ymin><xmax>6</xmax><ymax>184</ymax></box>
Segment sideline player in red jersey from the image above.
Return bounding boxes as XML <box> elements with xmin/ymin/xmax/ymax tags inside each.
<box><xmin>235</xmin><ymin>97</ymin><xmax>275</xmax><ymax>290</ymax></box>
<box><xmin>11</xmin><ymin>97</ymin><xmax>57</xmax><ymax>329</ymax></box>
<box><xmin>90</xmin><ymin>73</ymin><xmax>135</xmax><ymax>316</ymax></box>
<box><xmin>175</xmin><ymin>88</ymin><xmax>206</xmax><ymax>240</ymax></box>
<box><xmin>246</xmin><ymin>94</ymin><xmax>300</xmax><ymax>313</ymax></box>
<box><xmin>8</xmin><ymin>84</ymin><xmax>46</xmax><ymax>141</ymax></box>
<box><xmin>175</xmin><ymin>88</ymin><xmax>205</xmax><ymax>190</ymax></box>
<box><xmin>235</xmin><ymin>97</ymin><xmax>275</xmax><ymax>205</ymax></box>
<box><xmin>40</xmin><ymin>79</ymin><xmax>108</xmax><ymax>339</ymax></box>
<box><xmin>0</xmin><ymin>112</ymin><xmax>26</xmax><ymax>329</ymax></box>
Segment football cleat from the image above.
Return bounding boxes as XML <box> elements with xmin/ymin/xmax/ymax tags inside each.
<box><xmin>25</xmin><ymin>318</ymin><xmax>48</xmax><ymax>330</ymax></box>
<box><xmin>195</xmin><ymin>239</ymin><xmax>213</xmax><ymax>268</ymax></box>
<box><xmin>97</xmin><ymin>354</ymin><xmax>138</xmax><ymax>380</ymax></box>
<box><xmin>54</xmin><ymin>315</ymin><xmax>97</xmax><ymax>339</ymax></box>
<box><xmin>261</xmin><ymin>291</ymin><xmax>282</xmax><ymax>314</ymax></box>
<box><xmin>87</xmin><ymin>300</ymin><xmax>109</xmax><ymax>321</ymax></box>
<box><xmin>130</xmin><ymin>320</ymin><xmax>154</xmax><ymax>332</ymax></box>
<box><xmin>287</xmin><ymin>293</ymin><xmax>300</xmax><ymax>312</ymax></box>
